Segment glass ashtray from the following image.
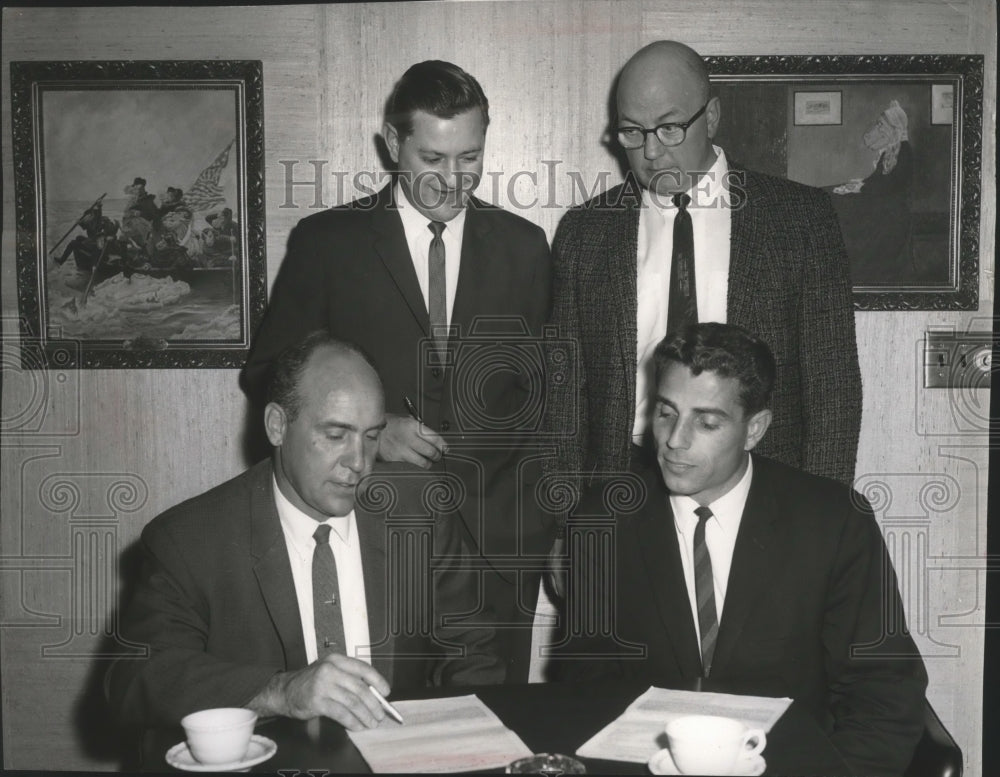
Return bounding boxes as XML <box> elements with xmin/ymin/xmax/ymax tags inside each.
<box><xmin>507</xmin><ymin>753</ymin><xmax>587</xmax><ymax>774</ymax></box>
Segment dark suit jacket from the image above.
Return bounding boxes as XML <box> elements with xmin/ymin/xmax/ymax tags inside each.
<box><xmin>559</xmin><ymin>455</ymin><xmax>927</xmax><ymax>777</ymax></box>
<box><xmin>546</xmin><ymin>168</ymin><xmax>862</xmax><ymax>485</ymax></box>
<box><xmin>109</xmin><ymin>460</ymin><xmax>505</xmax><ymax>729</ymax></box>
<box><xmin>242</xmin><ymin>184</ymin><xmax>554</xmax><ymax>559</ymax></box>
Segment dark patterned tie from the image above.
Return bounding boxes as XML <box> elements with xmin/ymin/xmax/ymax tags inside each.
<box><xmin>693</xmin><ymin>505</ymin><xmax>718</xmax><ymax>677</ymax></box>
<box><xmin>666</xmin><ymin>192</ymin><xmax>697</xmax><ymax>336</ymax></box>
<box><xmin>427</xmin><ymin>220</ymin><xmax>447</xmax><ymax>347</ymax></box>
<box><xmin>313</xmin><ymin>523</ymin><xmax>346</xmax><ymax>659</ymax></box>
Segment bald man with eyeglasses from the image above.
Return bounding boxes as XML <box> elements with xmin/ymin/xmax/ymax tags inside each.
<box><xmin>545</xmin><ymin>40</ymin><xmax>862</xmax><ymax>500</ymax></box>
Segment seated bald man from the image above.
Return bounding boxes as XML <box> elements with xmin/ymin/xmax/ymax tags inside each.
<box><xmin>559</xmin><ymin>323</ymin><xmax>926</xmax><ymax>777</ymax></box>
<box><xmin>108</xmin><ymin>332</ymin><xmax>503</xmax><ymax>732</ymax></box>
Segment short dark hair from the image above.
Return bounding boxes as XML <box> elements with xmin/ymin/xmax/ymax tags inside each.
<box><xmin>385</xmin><ymin>60</ymin><xmax>490</xmax><ymax>138</ymax></box>
<box><xmin>653</xmin><ymin>323</ymin><xmax>776</xmax><ymax>415</ymax></box>
<box><xmin>266</xmin><ymin>331</ymin><xmax>380</xmax><ymax>422</ymax></box>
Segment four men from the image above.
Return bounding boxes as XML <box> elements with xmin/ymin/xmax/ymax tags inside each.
<box><xmin>113</xmin><ymin>44</ymin><xmax>926</xmax><ymax>776</ymax></box>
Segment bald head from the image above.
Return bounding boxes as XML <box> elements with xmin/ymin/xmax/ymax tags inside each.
<box><xmin>616</xmin><ymin>40</ymin><xmax>719</xmax><ymax>195</ymax></box>
<box><xmin>267</xmin><ymin>332</ymin><xmax>382</xmax><ymax>422</ymax></box>
<box><xmin>619</xmin><ymin>41</ymin><xmax>710</xmax><ymax>109</ymax></box>
<box><xmin>265</xmin><ymin>337</ymin><xmax>386</xmax><ymax>519</ymax></box>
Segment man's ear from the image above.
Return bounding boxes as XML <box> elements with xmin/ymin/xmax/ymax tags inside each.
<box><xmin>263</xmin><ymin>402</ymin><xmax>287</xmax><ymax>448</ymax></box>
<box><xmin>744</xmin><ymin>408</ymin><xmax>772</xmax><ymax>451</ymax></box>
<box><xmin>383</xmin><ymin>122</ymin><xmax>400</xmax><ymax>164</ymax></box>
<box><xmin>705</xmin><ymin>95</ymin><xmax>722</xmax><ymax>139</ymax></box>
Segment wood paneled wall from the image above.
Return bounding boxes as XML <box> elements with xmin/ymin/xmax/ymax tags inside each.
<box><xmin>1</xmin><ymin>1</ymin><xmax>994</xmax><ymax>771</ymax></box>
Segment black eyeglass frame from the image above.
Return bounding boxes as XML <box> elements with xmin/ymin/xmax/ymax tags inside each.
<box><xmin>616</xmin><ymin>102</ymin><xmax>709</xmax><ymax>149</ymax></box>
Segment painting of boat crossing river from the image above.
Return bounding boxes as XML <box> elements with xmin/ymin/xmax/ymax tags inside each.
<box><xmin>12</xmin><ymin>60</ymin><xmax>266</xmax><ymax>368</ymax></box>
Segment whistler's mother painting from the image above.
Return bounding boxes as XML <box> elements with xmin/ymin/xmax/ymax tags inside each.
<box><xmin>831</xmin><ymin>100</ymin><xmax>915</xmax><ymax>285</ymax></box>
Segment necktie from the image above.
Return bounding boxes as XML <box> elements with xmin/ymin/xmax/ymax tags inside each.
<box><xmin>313</xmin><ymin>524</ymin><xmax>346</xmax><ymax>659</ymax></box>
<box><xmin>666</xmin><ymin>193</ymin><xmax>697</xmax><ymax>336</ymax></box>
<box><xmin>693</xmin><ymin>505</ymin><xmax>718</xmax><ymax>677</ymax></box>
<box><xmin>427</xmin><ymin>221</ymin><xmax>447</xmax><ymax>346</ymax></box>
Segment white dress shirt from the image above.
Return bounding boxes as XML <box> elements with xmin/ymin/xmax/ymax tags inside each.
<box><xmin>273</xmin><ymin>478</ymin><xmax>372</xmax><ymax>664</ymax></box>
<box><xmin>395</xmin><ymin>180</ymin><xmax>466</xmax><ymax>327</ymax></box>
<box><xmin>633</xmin><ymin>147</ymin><xmax>733</xmax><ymax>442</ymax></box>
<box><xmin>670</xmin><ymin>455</ymin><xmax>753</xmax><ymax>644</ymax></box>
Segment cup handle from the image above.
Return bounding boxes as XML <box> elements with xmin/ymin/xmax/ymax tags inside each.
<box><xmin>648</xmin><ymin>748</ymin><xmax>673</xmax><ymax>775</ymax></box>
<box><xmin>742</xmin><ymin>728</ymin><xmax>767</xmax><ymax>756</ymax></box>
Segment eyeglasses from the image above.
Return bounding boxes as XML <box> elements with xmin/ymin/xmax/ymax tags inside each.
<box><xmin>616</xmin><ymin>103</ymin><xmax>709</xmax><ymax>149</ymax></box>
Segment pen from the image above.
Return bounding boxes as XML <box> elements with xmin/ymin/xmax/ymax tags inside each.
<box><xmin>368</xmin><ymin>685</ymin><xmax>404</xmax><ymax>724</ymax></box>
<box><xmin>403</xmin><ymin>395</ymin><xmax>424</xmax><ymax>425</ymax></box>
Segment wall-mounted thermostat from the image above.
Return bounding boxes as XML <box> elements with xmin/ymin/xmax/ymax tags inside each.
<box><xmin>923</xmin><ymin>331</ymin><xmax>994</xmax><ymax>389</ymax></box>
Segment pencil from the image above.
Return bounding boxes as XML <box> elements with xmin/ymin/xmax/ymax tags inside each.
<box><xmin>368</xmin><ymin>685</ymin><xmax>404</xmax><ymax>724</ymax></box>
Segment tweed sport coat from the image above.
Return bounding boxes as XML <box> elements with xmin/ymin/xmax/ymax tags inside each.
<box><xmin>545</xmin><ymin>167</ymin><xmax>862</xmax><ymax>486</ymax></box>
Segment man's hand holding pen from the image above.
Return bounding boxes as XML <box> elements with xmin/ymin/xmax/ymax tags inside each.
<box><xmin>375</xmin><ymin>396</ymin><xmax>448</xmax><ymax>468</ymax></box>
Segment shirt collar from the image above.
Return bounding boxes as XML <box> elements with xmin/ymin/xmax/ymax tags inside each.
<box><xmin>642</xmin><ymin>145</ymin><xmax>730</xmax><ymax>214</ymax></box>
<box><xmin>272</xmin><ymin>475</ymin><xmax>353</xmax><ymax>554</ymax></box>
<box><xmin>394</xmin><ymin>180</ymin><xmax>468</xmax><ymax>235</ymax></box>
<box><xmin>670</xmin><ymin>454</ymin><xmax>753</xmax><ymax>536</ymax></box>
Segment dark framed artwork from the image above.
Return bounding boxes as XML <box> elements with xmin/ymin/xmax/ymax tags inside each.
<box><xmin>706</xmin><ymin>55</ymin><xmax>983</xmax><ymax>310</ymax></box>
<box><xmin>10</xmin><ymin>60</ymin><xmax>266</xmax><ymax>367</ymax></box>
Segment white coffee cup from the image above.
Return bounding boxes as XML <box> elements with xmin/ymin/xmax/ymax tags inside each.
<box><xmin>180</xmin><ymin>707</ymin><xmax>257</xmax><ymax>765</ymax></box>
<box><xmin>663</xmin><ymin>714</ymin><xmax>766</xmax><ymax>775</ymax></box>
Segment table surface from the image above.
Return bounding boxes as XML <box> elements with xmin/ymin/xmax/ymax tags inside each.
<box><xmin>145</xmin><ymin>680</ymin><xmax>853</xmax><ymax>774</ymax></box>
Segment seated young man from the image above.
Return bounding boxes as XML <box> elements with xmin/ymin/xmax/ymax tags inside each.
<box><xmin>108</xmin><ymin>332</ymin><xmax>504</xmax><ymax>732</ymax></box>
<box><xmin>559</xmin><ymin>322</ymin><xmax>926</xmax><ymax>777</ymax></box>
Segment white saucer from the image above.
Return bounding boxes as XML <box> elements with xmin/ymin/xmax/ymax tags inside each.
<box><xmin>648</xmin><ymin>747</ymin><xmax>765</xmax><ymax>776</ymax></box>
<box><xmin>166</xmin><ymin>734</ymin><xmax>277</xmax><ymax>772</ymax></box>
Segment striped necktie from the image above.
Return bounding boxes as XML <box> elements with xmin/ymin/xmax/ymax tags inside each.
<box><xmin>693</xmin><ymin>505</ymin><xmax>718</xmax><ymax>677</ymax></box>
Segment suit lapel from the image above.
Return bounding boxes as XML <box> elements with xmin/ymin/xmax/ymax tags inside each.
<box><xmin>356</xmin><ymin>506</ymin><xmax>394</xmax><ymax>686</ymax></box>
<box><xmin>450</xmin><ymin>200</ymin><xmax>492</xmax><ymax>340</ymax></box>
<box><xmin>726</xmin><ymin>167</ymin><xmax>761</xmax><ymax>332</ymax></box>
<box><xmin>370</xmin><ymin>183</ymin><xmax>430</xmax><ymax>336</ymax></box>
<box><xmin>711</xmin><ymin>458</ymin><xmax>789</xmax><ymax>675</ymax></box>
<box><xmin>634</xmin><ymin>468</ymin><xmax>703</xmax><ymax>678</ymax></box>
<box><xmin>249</xmin><ymin>461</ymin><xmax>308</xmax><ymax>670</ymax></box>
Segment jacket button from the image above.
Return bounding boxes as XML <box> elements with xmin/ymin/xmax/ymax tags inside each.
<box><xmin>441</xmin><ymin>419</ymin><xmax>451</xmax><ymax>431</ymax></box>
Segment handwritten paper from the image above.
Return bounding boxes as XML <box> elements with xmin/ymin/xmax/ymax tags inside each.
<box><xmin>576</xmin><ymin>686</ymin><xmax>792</xmax><ymax>763</ymax></box>
<box><xmin>346</xmin><ymin>694</ymin><xmax>533</xmax><ymax>773</ymax></box>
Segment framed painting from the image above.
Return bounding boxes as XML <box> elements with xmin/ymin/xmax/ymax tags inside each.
<box><xmin>705</xmin><ymin>54</ymin><xmax>983</xmax><ymax>310</ymax></box>
<box><xmin>10</xmin><ymin>60</ymin><xmax>266</xmax><ymax>367</ymax></box>
<box><xmin>793</xmin><ymin>90</ymin><xmax>842</xmax><ymax>125</ymax></box>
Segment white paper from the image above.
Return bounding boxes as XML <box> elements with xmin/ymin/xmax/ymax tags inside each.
<box><xmin>346</xmin><ymin>694</ymin><xmax>533</xmax><ymax>773</ymax></box>
<box><xmin>575</xmin><ymin>686</ymin><xmax>792</xmax><ymax>763</ymax></box>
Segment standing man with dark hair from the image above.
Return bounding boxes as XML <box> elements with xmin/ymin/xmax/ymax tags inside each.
<box><xmin>243</xmin><ymin>61</ymin><xmax>553</xmax><ymax>682</ymax></box>
<box><xmin>561</xmin><ymin>323</ymin><xmax>926</xmax><ymax>777</ymax></box>
<box><xmin>547</xmin><ymin>40</ymin><xmax>862</xmax><ymax>490</ymax></box>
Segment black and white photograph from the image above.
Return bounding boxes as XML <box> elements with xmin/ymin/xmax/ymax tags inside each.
<box><xmin>0</xmin><ymin>3</ymin><xmax>995</xmax><ymax>777</ymax></box>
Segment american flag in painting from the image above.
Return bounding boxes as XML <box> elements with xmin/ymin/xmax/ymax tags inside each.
<box><xmin>185</xmin><ymin>139</ymin><xmax>235</xmax><ymax>213</ymax></box>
